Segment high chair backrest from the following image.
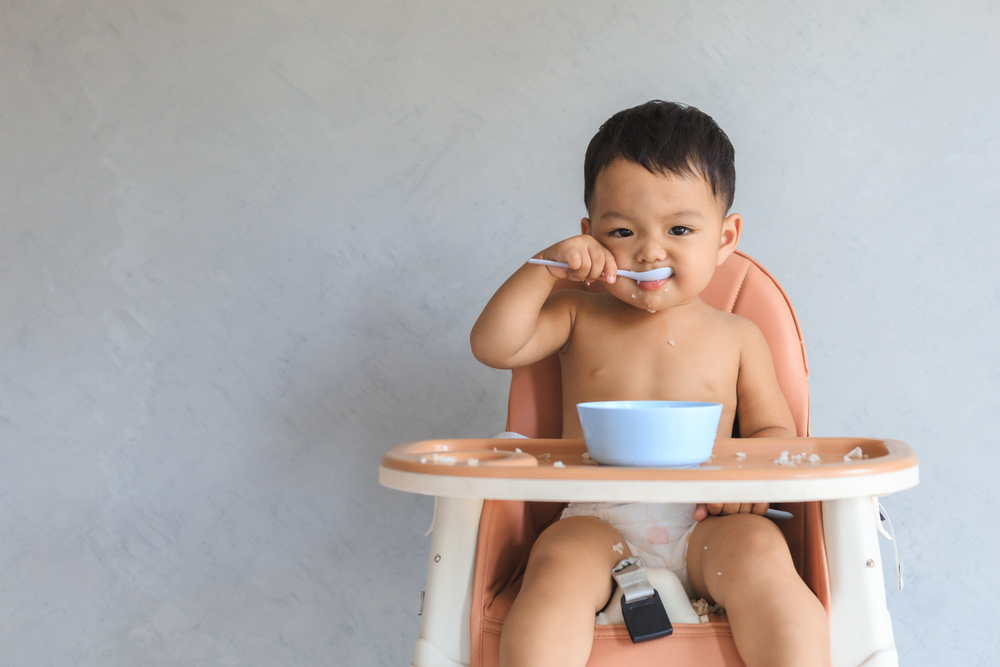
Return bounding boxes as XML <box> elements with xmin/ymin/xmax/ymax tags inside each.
<box><xmin>472</xmin><ymin>252</ymin><xmax>827</xmax><ymax>667</ymax></box>
<box><xmin>505</xmin><ymin>250</ymin><xmax>811</xmax><ymax>438</ymax></box>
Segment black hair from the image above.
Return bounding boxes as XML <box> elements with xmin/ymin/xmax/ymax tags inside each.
<box><xmin>583</xmin><ymin>101</ymin><xmax>735</xmax><ymax>213</ymax></box>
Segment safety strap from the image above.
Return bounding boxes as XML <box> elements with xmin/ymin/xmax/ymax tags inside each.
<box><xmin>612</xmin><ymin>557</ymin><xmax>656</xmax><ymax>602</ymax></box>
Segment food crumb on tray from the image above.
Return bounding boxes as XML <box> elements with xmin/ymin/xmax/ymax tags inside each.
<box><xmin>422</xmin><ymin>453</ymin><xmax>457</xmax><ymax>465</ymax></box>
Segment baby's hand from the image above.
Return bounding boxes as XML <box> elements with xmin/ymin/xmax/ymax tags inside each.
<box><xmin>534</xmin><ymin>235</ymin><xmax>618</xmax><ymax>284</ymax></box>
<box><xmin>694</xmin><ymin>503</ymin><xmax>769</xmax><ymax>521</ymax></box>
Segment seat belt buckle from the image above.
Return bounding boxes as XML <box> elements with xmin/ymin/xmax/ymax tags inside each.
<box><xmin>612</xmin><ymin>557</ymin><xmax>673</xmax><ymax>643</ymax></box>
<box><xmin>620</xmin><ymin>589</ymin><xmax>673</xmax><ymax>642</ymax></box>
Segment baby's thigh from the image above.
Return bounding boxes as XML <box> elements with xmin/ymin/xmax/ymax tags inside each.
<box><xmin>686</xmin><ymin>513</ymin><xmax>792</xmax><ymax>604</ymax></box>
<box><xmin>524</xmin><ymin>516</ymin><xmax>630</xmax><ymax>608</ymax></box>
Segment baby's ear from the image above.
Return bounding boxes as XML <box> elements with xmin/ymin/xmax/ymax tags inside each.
<box><xmin>581</xmin><ymin>217</ymin><xmax>592</xmax><ymax>236</ymax></box>
<box><xmin>716</xmin><ymin>213</ymin><xmax>742</xmax><ymax>266</ymax></box>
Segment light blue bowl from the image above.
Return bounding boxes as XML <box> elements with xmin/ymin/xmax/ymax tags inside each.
<box><xmin>577</xmin><ymin>401</ymin><xmax>723</xmax><ymax>467</ymax></box>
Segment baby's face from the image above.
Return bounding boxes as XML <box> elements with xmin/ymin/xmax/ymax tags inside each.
<box><xmin>583</xmin><ymin>159</ymin><xmax>740</xmax><ymax>313</ymax></box>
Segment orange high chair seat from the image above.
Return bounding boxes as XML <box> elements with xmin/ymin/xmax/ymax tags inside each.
<box><xmin>472</xmin><ymin>250</ymin><xmax>821</xmax><ymax>667</ymax></box>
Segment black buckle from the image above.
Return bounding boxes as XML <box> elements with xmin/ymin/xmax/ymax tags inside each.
<box><xmin>620</xmin><ymin>590</ymin><xmax>673</xmax><ymax>643</ymax></box>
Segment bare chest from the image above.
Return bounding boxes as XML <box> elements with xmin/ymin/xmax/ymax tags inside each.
<box><xmin>558</xmin><ymin>311</ymin><xmax>741</xmax><ymax>437</ymax></box>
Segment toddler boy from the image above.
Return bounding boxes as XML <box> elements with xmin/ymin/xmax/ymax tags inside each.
<box><xmin>471</xmin><ymin>101</ymin><xmax>830</xmax><ymax>667</ymax></box>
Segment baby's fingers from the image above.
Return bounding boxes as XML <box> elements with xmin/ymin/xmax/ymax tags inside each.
<box><xmin>704</xmin><ymin>502</ymin><xmax>769</xmax><ymax>518</ymax></box>
<box><xmin>706</xmin><ymin>503</ymin><xmax>725</xmax><ymax>516</ymax></box>
<box><xmin>584</xmin><ymin>246</ymin><xmax>610</xmax><ymax>283</ymax></box>
<box><xmin>563</xmin><ymin>249</ymin><xmax>592</xmax><ymax>281</ymax></box>
<box><xmin>598</xmin><ymin>249</ymin><xmax>618</xmax><ymax>284</ymax></box>
<box><xmin>710</xmin><ymin>503</ymin><xmax>750</xmax><ymax>516</ymax></box>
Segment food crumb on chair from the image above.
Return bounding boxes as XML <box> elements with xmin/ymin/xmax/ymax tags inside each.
<box><xmin>553</xmin><ymin>461</ymin><xmax>566</xmax><ymax>468</ymax></box>
<box><xmin>467</xmin><ymin>458</ymin><xmax>479</xmax><ymax>466</ymax></box>
<box><xmin>691</xmin><ymin>598</ymin><xmax>724</xmax><ymax>623</ymax></box>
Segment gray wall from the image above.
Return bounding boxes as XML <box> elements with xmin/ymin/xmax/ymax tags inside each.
<box><xmin>1</xmin><ymin>1</ymin><xmax>997</xmax><ymax>665</ymax></box>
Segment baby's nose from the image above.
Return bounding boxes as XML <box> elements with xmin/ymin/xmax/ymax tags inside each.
<box><xmin>635</xmin><ymin>238</ymin><xmax>667</xmax><ymax>263</ymax></box>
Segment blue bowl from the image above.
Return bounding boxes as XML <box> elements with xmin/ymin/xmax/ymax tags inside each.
<box><xmin>577</xmin><ymin>401</ymin><xmax>723</xmax><ymax>467</ymax></box>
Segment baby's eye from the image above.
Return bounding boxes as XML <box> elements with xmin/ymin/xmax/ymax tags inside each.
<box><xmin>668</xmin><ymin>226</ymin><xmax>691</xmax><ymax>236</ymax></box>
<box><xmin>609</xmin><ymin>228</ymin><xmax>634</xmax><ymax>238</ymax></box>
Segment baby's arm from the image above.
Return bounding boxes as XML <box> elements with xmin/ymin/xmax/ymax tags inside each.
<box><xmin>733</xmin><ymin>320</ymin><xmax>797</xmax><ymax>439</ymax></box>
<box><xmin>470</xmin><ymin>235</ymin><xmax>616</xmax><ymax>369</ymax></box>
<box><xmin>698</xmin><ymin>320</ymin><xmax>797</xmax><ymax>520</ymax></box>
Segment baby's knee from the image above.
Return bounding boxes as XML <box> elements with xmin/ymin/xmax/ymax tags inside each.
<box><xmin>707</xmin><ymin>514</ymin><xmax>788</xmax><ymax>569</ymax></box>
<box><xmin>529</xmin><ymin>516</ymin><xmax>627</xmax><ymax>572</ymax></box>
<box><xmin>522</xmin><ymin>516</ymin><xmax>624</xmax><ymax>609</ymax></box>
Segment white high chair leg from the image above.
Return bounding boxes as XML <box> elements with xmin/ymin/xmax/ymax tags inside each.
<box><xmin>412</xmin><ymin>496</ymin><xmax>484</xmax><ymax>667</ymax></box>
<box><xmin>823</xmin><ymin>497</ymin><xmax>898</xmax><ymax>667</ymax></box>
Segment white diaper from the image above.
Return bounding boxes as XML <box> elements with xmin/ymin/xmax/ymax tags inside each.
<box><xmin>490</xmin><ymin>433</ymin><xmax>699</xmax><ymax>597</ymax></box>
<box><xmin>560</xmin><ymin>502</ymin><xmax>698</xmax><ymax>598</ymax></box>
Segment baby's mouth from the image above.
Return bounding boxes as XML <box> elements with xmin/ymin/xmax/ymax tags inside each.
<box><xmin>636</xmin><ymin>276</ymin><xmax>670</xmax><ymax>291</ymax></box>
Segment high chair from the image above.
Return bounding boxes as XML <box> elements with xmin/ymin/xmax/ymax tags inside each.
<box><xmin>380</xmin><ymin>250</ymin><xmax>919</xmax><ymax>667</ymax></box>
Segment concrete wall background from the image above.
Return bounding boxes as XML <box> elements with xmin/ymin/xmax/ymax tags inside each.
<box><xmin>1</xmin><ymin>1</ymin><xmax>997</xmax><ymax>664</ymax></box>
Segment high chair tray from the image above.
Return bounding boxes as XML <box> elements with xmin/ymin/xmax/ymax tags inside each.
<box><xmin>379</xmin><ymin>437</ymin><xmax>918</xmax><ymax>502</ymax></box>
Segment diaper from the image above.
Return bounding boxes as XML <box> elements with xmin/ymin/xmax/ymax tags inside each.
<box><xmin>491</xmin><ymin>433</ymin><xmax>699</xmax><ymax>597</ymax></box>
<box><xmin>560</xmin><ymin>502</ymin><xmax>698</xmax><ymax>598</ymax></box>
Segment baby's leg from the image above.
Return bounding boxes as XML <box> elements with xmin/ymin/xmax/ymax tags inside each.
<box><xmin>687</xmin><ymin>514</ymin><xmax>831</xmax><ymax>667</ymax></box>
<box><xmin>500</xmin><ymin>516</ymin><xmax>628</xmax><ymax>667</ymax></box>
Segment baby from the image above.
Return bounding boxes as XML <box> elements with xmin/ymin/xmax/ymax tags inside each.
<box><xmin>471</xmin><ymin>102</ymin><xmax>830</xmax><ymax>667</ymax></box>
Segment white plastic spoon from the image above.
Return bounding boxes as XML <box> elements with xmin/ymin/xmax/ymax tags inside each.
<box><xmin>528</xmin><ymin>258</ymin><xmax>673</xmax><ymax>282</ymax></box>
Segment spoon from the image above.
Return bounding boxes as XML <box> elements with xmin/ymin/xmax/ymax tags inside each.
<box><xmin>528</xmin><ymin>258</ymin><xmax>673</xmax><ymax>282</ymax></box>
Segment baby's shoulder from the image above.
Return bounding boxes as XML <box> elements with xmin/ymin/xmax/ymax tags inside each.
<box><xmin>703</xmin><ymin>308</ymin><xmax>765</xmax><ymax>345</ymax></box>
